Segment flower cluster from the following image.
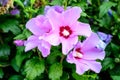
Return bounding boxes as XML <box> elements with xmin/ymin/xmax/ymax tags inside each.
<box><xmin>23</xmin><ymin>6</ymin><xmax>111</xmax><ymax>75</ymax></box>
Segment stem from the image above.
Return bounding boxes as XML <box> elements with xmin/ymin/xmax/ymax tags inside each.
<box><xmin>60</xmin><ymin>54</ymin><xmax>65</xmax><ymax>63</ymax></box>
<box><xmin>41</xmin><ymin>0</ymin><xmax>47</xmax><ymax>6</ymax></box>
<box><xmin>0</xmin><ymin>34</ymin><xmax>4</xmax><ymax>44</ymax></box>
<box><xmin>0</xmin><ymin>64</ymin><xmax>10</xmax><ymax>67</ymax></box>
<box><xmin>97</xmin><ymin>0</ymin><xmax>100</xmax><ymax>6</ymax></box>
<box><xmin>36</xmin><ymin>49</ymin><xmax>42</xmax><ymax>60</ymax></box>
<box><xmin>63</xmin><ymin>0</ymin><xmax>68</xmax><ymax>10</ymax></box>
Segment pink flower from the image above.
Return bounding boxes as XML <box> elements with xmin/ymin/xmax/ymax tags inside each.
<box><xmin>24</xmin><ymin>15</ymin><xmax>51</xmax><ymax>57</ymax></box>
<box><xmin>66</xmin><ymin>33</ymin><xmax>105</xmax><ymax>75</ymax></box>
<box><xmin>14</xmin><ymin>40</ymin><xmax>24</xmax><ymax>46</ymax></box>
<box><xmin>45</xmin><ymin>7</ymin><xmax>92</xmax><ymax>55</ymax></box>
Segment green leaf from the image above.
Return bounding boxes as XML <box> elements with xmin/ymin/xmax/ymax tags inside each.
<box><xmin>102</xmin><ymin>58</ymin><xmax>115</xmax><ymax>70</ymax></box>
<box><xmin>99</xmin><ymin>1</ymin><xmax>117</xmax><ymax>18</ymax></box>
<box><xmin>72</xmin><ymin>72</ymin><xmax>97</xmax><ymax>80</ymax></box>
<box><xmin>0</xmin><ymin>68</ymin><xmax>4</xmax><ymax>79</ymax></box>
<box><xmin>60</xmin><ymin>72</ymin><xmax>69</xmax><ymax>80</ymax></box>
<box><xmin>111</xmin><ymin>76</ymin><xmax>120</xmax><ymax>80</ymax></box>
<box><xmin>14</xmin><ymin>34</ymin><xmax>26</xmax><ymax>40</ymax></box>
<box><xmin>14</xmin><ymin>0</ymin><xmax>24</xmax><ymax>8</ymax></box>
<box><xmin>49</xmin><ymin>63</ymin><xmax>63</xmax><ymax>80</ymax></box>
<box><xmin>24</xmin><ymin>57</ymin><xmax>45</xmax><ymax>80</ymax></box>
<box><xmin>50</xmin><ymin>0</ymin><xmax>62</xmax><ymax>5</ymax></box>
<box><xmin>0</xmin><ymin>19</ymin><xmax>21</xmax><ymax>35</ymax></box>
<box><xmin>72</xmin><ymin>72</ymin><xmax>88</xmax><ymax>80</ymax></box>
<box><xmin>14</xmin><ymin>29</ymin><xmax>32</xmax><ymax>40</ymax></box>
<box><xmin>111</xmin><ymin>43</ymin><xmax>120</xmax><ymax>54</ymax></box>
<box><xmin>11</xmin><ymin>46</ymin><xmax>32</xmax><ymax>72</ymax></box>
<box><xmin>0</xmin><ymin>44</ymin><xmax>10</xmax><ymax>57</ymax></box>
<box><xmin>110</xmin><ymin>65</ymin><xmax>120</xmax><ymax>80</ymax></box>
<box><xmin>46</xmin><ymin>46</ymin><xmax>61</xmax><ymax>64</ymax></box>
<box><xmin>8</xmin><ymin>75</ymin><xmax>24</xmax><ymax>80</ymax></box>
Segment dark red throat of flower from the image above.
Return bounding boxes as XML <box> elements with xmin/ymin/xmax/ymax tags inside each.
<box><xmin>59</xmin><ymin>26</ymin><xmax>72</xmax><ymax>39</ymax></box>
<box><xmin>74</xmin><ymin>48</ymin><xmax>83</xmax><ymax>59</ymax></box>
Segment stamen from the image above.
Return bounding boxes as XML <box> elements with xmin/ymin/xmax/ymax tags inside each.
<box><xmin>74</xmin><ymin>48</ymin><xmax>83</xmax><ymax>59</ymax></box>
<box><xmin>59</xmin><ymin>26</ymin><xmax>72</xmax><ymax>39</ymax></box>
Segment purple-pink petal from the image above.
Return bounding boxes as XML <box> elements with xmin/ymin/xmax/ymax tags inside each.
<box><xmin>76</xmin><ymin>61</ymin><xmax>89</xmax><ymax>75</ymax></box>
<box><xmin>44</xmin><ymin>5</ymin><xmax>64</xmax><ymax>14</ymax></box>
<box><xmin>26</xmin><ymin>15</ymin><xmax>51</xmax><ymax>36</ymax></box>
<box><xmin>82</xmin><ymin>48</ymin><xmax>105</xmax><ymax>60</ymax></box>
<box><xmin>45</xmin><ymin>32</ymin><xmax>60</xmax><ymax>46</ymax></box>
<box><xmin>61</xmin><ymin>36</ymin><xmax>78</xmax><ymax>55</ymax></box>
<box><xmin>80</xmin><ymin>60</ymin><xmax>102</xmax><ymax>73</ymax></box>
<box><xmin>63</xmin><ymin>7</ymin><xmax>82</xmax><ymax>25</ymax></box>
<box><xmin>14</xmin><ymin>40</ymin><xmax>24</xmax><ymax>46</ymax></box>
<box><xmin>82</xmin><ymin>33</ymin><xmax>100</xmax><ymax>51</ymax></box>
<box><xmin>10</xmin><ymin>9</ymin><xmax>20</xmax><ymax>15</ymax></box>
<box><xmin>46</xmin><ymin>8</ymin><xmax>62</xmax><ymax>29</ymax></box>
<box><xmin>38</xmin><ymin>40</ymin><xmax>51</xmax><ymax>57</ymax></box>
<box><xmin>97</xmin><ymin>32</ymin><xmax>112</xmax><ymax>44</ymax></box>
<box><xmin>24</xmin><ymin>35</ymin><xmax>39</xmax><ymax>52</ymax></box>
<box><xmin>72</xmin><ymin>22</ymin><xmax>92</xmax><ymax>37</ymax></box>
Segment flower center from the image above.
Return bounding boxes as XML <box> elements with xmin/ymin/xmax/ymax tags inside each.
<box><xmin>39</xmin><ymin>36</ymin><xmax>43</xmax><ymax>40</ymax></box>
<box><xmin>59</xmin><ymin>26</ymin><xmax>72</xmax><ymax>39</ymax></box>
<box><xmin>74</xmin><ymin>48</ymin><xmax>83</xmax><ymax>59</ymax></box>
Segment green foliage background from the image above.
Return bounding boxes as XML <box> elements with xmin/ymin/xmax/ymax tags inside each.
<box><xmin>0</xmin><ymin>0</ymin><xmax>120</xmax><ymax>80</ymax></box>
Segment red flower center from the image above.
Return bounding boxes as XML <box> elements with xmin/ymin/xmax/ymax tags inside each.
<box><xmin>74</xmin><ymin>48</ymin><xmax>83</xmax><ymax>59</ymax></box>
<box><xmin>59</xmin><ymin>26</ymin><xmax>72</xmax><ymax>39</ymax></box>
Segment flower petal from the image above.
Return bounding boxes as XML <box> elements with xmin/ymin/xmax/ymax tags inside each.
<box><xmin>76</xmin><ymin>61</ymin><xmax>89</xmax><ymax>75</ymax></box>
<box><xmin>82</xmin><ymin>33</ymin><xmax>100</xmax><ymax>51</ymax></box>
<box><xmin>24</xmin><ymin>35</ymin><xmax>40</xmax><ymax>52</ymax></box>
<box><xmin>66</xmin><ymin>52</ymin><xmax>89</xmax><ymax>75</ymax></box>
<box><xmin>26</xmin><ymin>16</ymin><xmax>43</xmax><ymax>35</ymax></box>
<box><xmin>38</xmin><ymin>40</ymin><xmax>51</xmax><ymax>57</ymax></box>
<box><xmin>66</xmin><ymin>52</ymin><xmax>75</xmax><ymax>64</ymax></box>
<box><xmin>61</xmin><ymin>36</ymin><xmax>78</xmax><ymax>55</ymax></box>
<box><xmin>82</xmin><ymin>49</ymin><xmax>105</xmax><ymax>60</ymax></box>
<box><xmin>44</xmin><ymin>5</ymin><xmax>64</xmax><ymax>14</ymax></box>
<box><xmin>72</xmin><ymin>22</ymin><xmax>92</xmax><ymax>37</ymax></box>
<box><xmin>46</xmin><ymin>8</ymin><xmax>62</xmax><ymax>30</ymax></box>
<box><xmin>63</xmin><ymin>7</ymin><xmax>82</xmax><ymax>25</ymax></box>
<box><xmin>80</xmin><ymin>60</ymin><xmax>102</xmax><ymax>73</ymax></box>
<box><xmin>45</xmin><ymin>32</ymin><xmax>60</xmax><ymax>46</ymax></box>
<box><xmin>26</xmin><ymin>15</ymin><xmax>50</xmax><ymax>35</ymax></box>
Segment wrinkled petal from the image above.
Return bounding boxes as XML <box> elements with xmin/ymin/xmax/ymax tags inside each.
<box><xmin>66</xmin><ymin>52</ymin><xmax>75</xmax><ymax>64</ymax></box>
<box><xmin>72</xmin><ymin>22</ymin><xmax>92</xmax><ymax>37</ymax></box>
<box><xmin>45</xmin><ymin>32</ymin><xmax>60</xmax><ymax>46</ymax></box>
<box><xmin>66</xmin><ymin>52</ymin><xmax>89</xmax><ymax>75</ymax></box>
<box><xmin>82</xmin><ymin>33</ymin><xmax>100</xmax><ymax>51</ymax></box>
<box><xmin>24</xmin><ymin>35</ymin><xmax>40</xmax><ymax>52</ymax></box>
<box><xmin>38</xmin><ymin>40</ymin><xmax>51</xmax><ymax>57</ymax></box>
<box><xmin>61</xmin><ymin>36</ymin><xmax>78</xmax><ymax>55</ymax></box>
<box><xmin>80</xmin><ymin>60</ymin><xmax>102</xmax><ymax>73</ymax></box>
<box><xmin>76</xmin><ymin>61</ymin><xmax>89</xmax><ymax>75</ymax></box>
<box><xmin>46</xmin><ymin>9</ymin><xmax>62</xmax><ymax>30</ymax></box>
<box><xmin>63</xmin><ymin>7</ymin><xmax>82</xmax><ymax>25</ymax></box>
<box><xmin>82</xmin><ymin>48</ymin><xmax>105</xmax><ymax>60</ymax></box>
<box><xmin>26</xmin><ymin>16</ymin><xmax>43</xmax><ymax>35</ymax></box>
<box><xmin>26</xmin><ymin>15</ymin><xmax>51</xmax><ymax>35</ymax></box>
